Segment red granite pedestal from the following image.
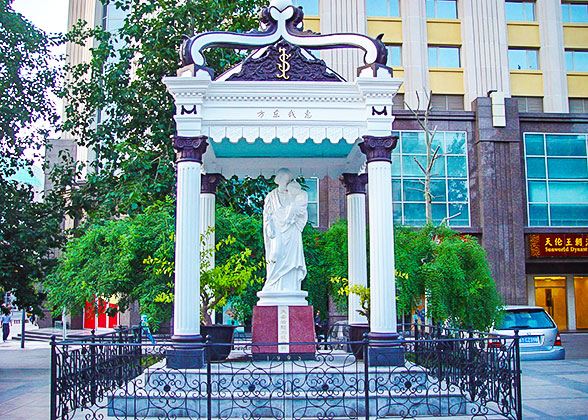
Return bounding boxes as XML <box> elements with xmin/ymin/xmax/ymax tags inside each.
<box><xmin>252</xmin><ymin>305</ymin><xmax>316</xmax><ymax>360</ymax></box>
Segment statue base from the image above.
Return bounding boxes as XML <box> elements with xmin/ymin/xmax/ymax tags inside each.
<box><xmin>256</xmin><ymin>290</ymin><xmax>309</xmax><ymax>306</ymax></box>
<box><xmin>252</xmin><ymin>305</ymin><xmax>315</xmax><ymax>357</ymax></box>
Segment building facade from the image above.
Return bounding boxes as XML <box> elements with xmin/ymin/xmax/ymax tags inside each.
<box><xmin>54</xmin><ymin>0</ymin><xmax>588</xmax><ymax>330</ymax></box>
<box><xmin>309</xmin><ymin>0</ymin><xmax>588</xmax><ymax>331</ymax></box>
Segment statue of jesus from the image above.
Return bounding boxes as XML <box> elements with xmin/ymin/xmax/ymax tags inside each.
<box><xmin>262</xmin><ymin>168</ymin><xmax>308</xmax><ymax>292</ymax></box>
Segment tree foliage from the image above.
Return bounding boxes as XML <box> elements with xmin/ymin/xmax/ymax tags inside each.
<box><xmin>0</xmin><ymin>0</ymin><xmax>60</xmax><ymax>168</ymax></box>
<box><xmin>44</xmin><ymin>200</ymin><xmax>175</xmax><ymax>328</ymax></box>
<box><xmin>395</xmin><ymin>225</ymin><xmax>503</xmax><ymax>331</ymax></box>
<box><xmin>0</xmin><ymin>181</ymin><xmax>64</xmax><ymax>312</ymax></box>
<box><xmin>50</xmin><ymin>0</ymin><xmax>265</xmax><ymax>221</ymax></box>
<box><xmin>0</xmin><ymin>1</ymin><xmax>64</xmax><ymax>311</ymax></box>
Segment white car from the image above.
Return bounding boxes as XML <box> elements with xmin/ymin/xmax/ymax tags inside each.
<box><xmin>493</xmin><ymin>305</ymin><xmax>565</xmax><ymax>361</ymax></box>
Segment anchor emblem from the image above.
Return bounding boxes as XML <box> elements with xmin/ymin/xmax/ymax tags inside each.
<box><xmin>276</xmin><ymin>47</ymin><xmax>291</xmax><ymax>79</ymax></box>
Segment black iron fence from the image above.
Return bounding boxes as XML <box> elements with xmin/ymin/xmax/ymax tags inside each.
<box><xmin>50</xmin><ymin>324</ymin><xmax>522</xmax><ymax>420</ymax></box>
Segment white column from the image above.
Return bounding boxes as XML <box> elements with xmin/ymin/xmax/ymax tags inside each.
<box><xmin>172</xmin><ymin>136</ymin><xmax>208</xmax><ymax>342</ymax></box>
<box><xmin>341</xmin><ymin>173</ymin><xmax>368</xmax><ymax>325</ymax></box>
<box><xmin>359</xmin><ymin>137</ymin><xmax>399</xmax><ymax>336</ymax></box>
<box><xmin>174</xmin><ymin>160</ymin><xmax>202</xmax><ymax>339</ymax></box>
<box><xmin>200</xmin><ymin>193</ymin><xmax>216</xmax><ymax>258</ymax></box>
<box><xmin>537</xmin><ymin>0</ymin><xmax>569</xmax><ymax>113</ymax></box>
<box><xmin>367</xmin><ymin>161</ymin><xmax>397</xmax><ymax>334</ymax></box>
<box><xmin>400</xmin><ymin>0</ymin><xmax>429</xmax><ymax>110</ymax></box>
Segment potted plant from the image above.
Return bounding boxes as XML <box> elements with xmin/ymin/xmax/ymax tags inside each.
<box><xmin>146</xmin><ymin>231</ymin><xmax>262</xmax><ymax>360</ymax></box>
<box><xmin>199</xmin><ymin>234</ymin><xmax>262</xmax><ymax>360</ymax></box>
<box><xmin>330</xmin><ymin>271</ymin><xmax>409</xmax><ymax>359</ymax></box>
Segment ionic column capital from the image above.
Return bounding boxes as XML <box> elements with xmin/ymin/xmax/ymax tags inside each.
<box><xmin>359</xmin><ymin>135</ymin><xmax>398</xmax><ymax>163</ymax></box>
<box><xmin>201</xmin><ymin>173</ymin><xmax>222</xmax><ymax>194</ymax></box>
<box><xmin>174</xmin><ymin>135</ymin><xmax>208</xmax><ymax>163</ymax></box>
<box><xmin>340</xmin><ymin>173</ymin><xmax>368</xmax><ymax>195</ymax></box>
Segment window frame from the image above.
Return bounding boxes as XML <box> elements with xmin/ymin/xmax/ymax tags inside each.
<box><xmin>293</xmin><ymin>0</ymin><xmax>319</xmax><ymax>16</ymax></box>
<box><xmin>366</xmin><ymin>0</ymin><xmax>400</xmax><ymax>17</ymax></box>
<box><xmin>428</xmin><ymin>46</ymin><xmax>461</xmax><ymax>68</ymax></box>
<box><xmin>386</xmin><ymin>44</ymin><xmax>402</xmax><ymax>67</ymax></box>
<box><xmin>562</xmin><ymin>2</ymin><xmax>588</xmax><ymax>23</ymax></box>
<box><xmin>391</xmin><ymin>130</ymin><xmax>471</xmax><ymax>227</ymax></box>
<box><xmin>508</xmin><ymin>48</ymin><xmax>540</xmax><ymax>70</ymax></box>
<box><xmin>426</xmin><ymin>0</ymin><xmax>458</xmax><ymax>19</ymax></box>
<box><xmin>305</xmin><ymin>177</ymin><xmax>320</xmax><ymax>227</ymax></box>
<box><xmin>565</xmin><ymin>50</ymin><xmax>588</xmax><ymax>72</ymax></box>
<box><xmin>524</xmin><ymin>132</ymin><xmax>588</xmax><ymax>227</ymax></box>
<box><xmin>505</xmin><ymin>1</ymin><xmax>536</xmax><ymax>22</ymax></box>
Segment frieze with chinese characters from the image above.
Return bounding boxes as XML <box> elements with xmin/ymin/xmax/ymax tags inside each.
<box><xmin>256</xmin><ymin>109</ymin><xmax>313</xmax><ymax>119</ymax></box>
<box><xmin>529</xmin><ymin>234</ymin><xmax>588</xmax><ymax>258</ymax></box>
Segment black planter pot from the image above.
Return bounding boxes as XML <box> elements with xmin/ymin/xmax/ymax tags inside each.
<box><xmin>200</xmin><ymin>324</ymin><xmax>237</xmax><ymax>361</ymax></box>
<box><xmin>349</xmin><ymin>323</ymin><xmax>370</xmax><ymax>360</ymax></box>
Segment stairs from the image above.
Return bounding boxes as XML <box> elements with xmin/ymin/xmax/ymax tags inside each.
<box><xmin>14</xmin><ymin>328</ymin><xmax>94</xmax><ymax>342</ymax></box>
<box><xmin>106</xmin><ymin>351</ymin><xmax>469</xmax><ymax>418</ymax></box>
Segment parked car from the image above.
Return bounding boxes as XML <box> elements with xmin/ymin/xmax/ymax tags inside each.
<box><xmin>493</xmin><ymin>305</ymin><xmax>565</xmax><ymax>361</ymax></box>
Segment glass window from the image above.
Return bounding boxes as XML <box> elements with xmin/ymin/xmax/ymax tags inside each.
<box><xmin>428</xmin><ymin>46</ymin><xmax>460</xmax><ymax>68</ymax></box>
<box><xmin>505</xmin><ymin>1</ymin><xmax>536</xmax><ymax>21</ymax></box>
<box><xmin>562</xmin><ymin>3</ymin><xmax>588</xmax><ymax>23</ymax></box>
<box><xmin>524</xmin><ymin>133</ymin><xmax>588</xmax><ymax>226</ymax></box>
<box><xmin>508</xmin><ymin>49</ymin><xmax>539</xmax><ymax>70</ymax></box>
<box><xmin>426</xmin><ymin>0</ymin><xmax>458</xmax><ymax>19</ymax></box>
<box><xmin>367</xmin><ymin>0</ymin><xmax>400</xmax><ymax>17</ymax></box>
<box><xmin>392</xmin><ymin>131</ymin><xmax>470</xmax><ymax>227</ymax></box>
<box><xmin>565</xmin><ymin>50</ymin><xmax>588</xmax><ymax>72</ymax></box>
<box><xmin>525</xmin><ymin>134</ymin><xmax>545</xmax><ymax>155</ymax></box>
<box><xmin>294</xmin><ymin>0</ymin><xmax>319</xmax><ymax>15</ymax></box>
<box><xmin>304</xmin><ymin>177</ymin><xmax>319</xmax><ymax>226</ymax></box>
<box><xmin>386</xmin><ymin>45</ymin><xmax>402</xmax><ymax>66</ymax></box>
<box><xmin>546</xmin><ymin>134</ymin><xmax>587</xmax><ymax>156</ymax></box>
<box><xmin>548</xmin><ymin>158</ymin><xmax>588</xmax><ymax>179</ymax></box>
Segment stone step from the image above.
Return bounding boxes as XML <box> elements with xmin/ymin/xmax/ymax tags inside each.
<box><xmin>107</xmin><ymin>388</ymin><xmax>469</xmax><ymax>418</ymax></box>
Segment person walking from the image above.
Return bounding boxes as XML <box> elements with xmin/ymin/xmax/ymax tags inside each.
<box><xmin>1</xmin><ymin>306</ymin><xmax>12</xmax><ymax>342</ymax></box>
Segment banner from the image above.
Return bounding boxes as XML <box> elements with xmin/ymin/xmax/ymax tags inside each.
<box><xmin>529</xmin><ymin>234</ymin><xmax>588</xmax><ymax>258</ymax></box>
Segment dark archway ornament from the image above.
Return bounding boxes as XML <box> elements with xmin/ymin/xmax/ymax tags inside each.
<box><xmin>181</xmin><ymin>0</ymin><xmax>388</xmax><ymax>75</ymax></box>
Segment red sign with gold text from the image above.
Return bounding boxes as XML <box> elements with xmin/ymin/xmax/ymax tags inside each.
<box><xmin>529</xmin><ymin>234</ymin><xmax>588</xmax><ymax>258</ymax></box>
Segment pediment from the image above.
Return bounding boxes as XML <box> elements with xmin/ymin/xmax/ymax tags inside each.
<box><xmin>224</xmin><ymin>40</ymin><xmax>344</xmax><ymax>82</ymax></box>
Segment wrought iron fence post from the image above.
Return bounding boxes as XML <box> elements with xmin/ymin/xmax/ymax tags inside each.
<box><xmin>206</xmin><ymin>337</ymin><xmax>212</xmax><ymax>420</ymax></box>
<box><xmin>90</xmin><ymin>329</ymin><xmax>97</xmax><ymax>406</ymax></box>
<box><xmin>363</xmin><ymin>333</ymin><xmax>369</xmax><ymax>420</ymax></box>
<box><xmin>467</xmin><ymin>325</ymin><xmax>476</xmax><ymax>400</ymax></box>
<box><xmin>50</xmin><ymin>335</ymin><xmax>57</xmax><ymax>420</ymax></box>
<box><xmin>414</xmin><ymin>323</ymin><xmax>420</xmax><ymax>365</ymax></box>
<box><xmin>514</xmin><ymin>329</ymin><xmax>523</xmax><ymax>420</ymax></box>
<box><xmin>436</xmin><ymin>322</ymin><xmax>443</xmax><ymax>382</ymax></box>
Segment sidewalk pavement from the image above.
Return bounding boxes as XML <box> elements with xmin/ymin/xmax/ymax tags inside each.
<box><xmin>0</xmin><ymin>340</ymin><xmax>51</xmax><ymax>420</ymax></box>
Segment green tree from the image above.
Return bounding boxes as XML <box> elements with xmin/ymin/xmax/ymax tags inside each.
<box><xmin>44</xmin><ymin>200</ymin><xmax>175</xmax><ymax>329</ymax></box>
<box><xmin>50</xmin><ymin>0</ymin><xmax>265</xmax><ymax>222</ymax></box>
<box><xmin>395</xmin><ymin>225</ymin><xmax>502</xmax><ymax>331</ymax></box>
<box><xmin>0</xmin><ymin>0</ymin><xmax>64</xmax><ymax>311</ymax></box>
<box><xmin>0</xmin><ymin>181</ymin><xmax>64</xmax><ymax>313</ymax></box>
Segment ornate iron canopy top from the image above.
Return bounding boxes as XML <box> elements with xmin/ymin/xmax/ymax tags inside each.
<box><xmin>181</xmin><ymin>0</ymin><xmax>387</xmax><ymax>73</ymax></box>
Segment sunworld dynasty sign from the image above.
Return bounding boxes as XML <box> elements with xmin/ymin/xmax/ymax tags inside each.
<box><xmin>529</xmin><ymin>234</ymin><xmax>588</xmax><ymax>258</ymax></box>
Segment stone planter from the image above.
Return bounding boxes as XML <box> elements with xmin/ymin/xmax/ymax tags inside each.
<box><xmin>200</xmin><ymin>324</ymin><xmax>237</xmax><ymax>361</ymax></box>
<box><xmin>349</xmin><ymin>323</ymin><xmax>369</xmax><ymax>360</ymax></box>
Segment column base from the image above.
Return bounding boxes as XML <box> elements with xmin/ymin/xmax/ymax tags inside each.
<box><xmin>167</xmin><ymin>334</ymin><xmax>205</xmax><ymax>369</ymax></box>
<box><xmin>367</xmin><ymin>332</ymin><xmax>405</xmax><ymax>367</ymax></box>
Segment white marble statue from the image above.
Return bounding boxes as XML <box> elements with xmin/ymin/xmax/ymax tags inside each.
<box><xmin>262</xmin><ymin>168</ymin><xmax>308</xmax><ymax>292</ymax></box>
